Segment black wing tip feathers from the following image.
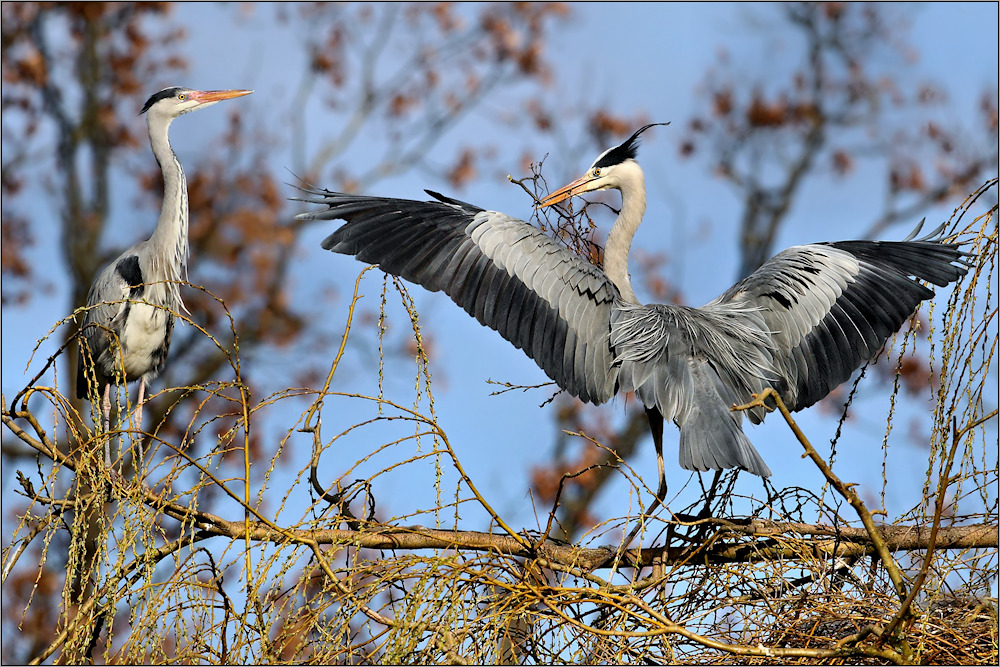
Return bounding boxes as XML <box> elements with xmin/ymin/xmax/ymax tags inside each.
<box><xmin>902</xmin><ymin>218</ymin><xmax>977</xmax><ymax>268</ymax></box>
<box><xmin>319</xmin><ymin>234</ymin><xmax>337</xmax><ymax>252</ymax></box>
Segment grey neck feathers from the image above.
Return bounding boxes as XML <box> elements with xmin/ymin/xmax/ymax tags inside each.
<box><xmin>146</xmin><ymin>114</ymin><xmax>189</xmax><ymax>309</ymax></box>
<box><xmin>604</xmin><ymin>161</ymin><xmax>646</xmax><ymax>304</ymax></box>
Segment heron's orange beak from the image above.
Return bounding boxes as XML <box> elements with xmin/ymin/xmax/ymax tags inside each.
<box><xmin>536</xmin><ymin>173</ymin><xmax>599</xmax><ymax>208</ymax></box>
<box><xmin>189</xmin><ymin>89</ymin><xmax>254</xmax><ymax>104</ymax></box>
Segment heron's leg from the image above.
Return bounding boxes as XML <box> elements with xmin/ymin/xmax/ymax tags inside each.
<box><xmin>693</xmin><ymin>468</ymin><xmax>724</xmax><ymax>528</ymax></box>
<box><xmin>621</xmin><ymin>408</ymin><xmax>667</xmax><ymax>552</ymax></box>
<box><xmin>135</xmin><ymin>377</ymin><xmax>145</xmax><ymax>430</ymax></box>
<box><xmin>101</xmin><ymin>383</ymin><xmax>112</xmax><ymax>467</ymax></box>
<box><xmin>706</xmin><ymin>468</ymin><xmax>723</xmax><ymax>503</ymax></box>
<box><xmin>648</xmin><ymin>407</ymin><xmax>666</xmax><ymax>502</ymax></box>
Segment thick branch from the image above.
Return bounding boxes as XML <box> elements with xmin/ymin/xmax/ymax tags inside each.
<box><xmin>163</xmin><ymin>516</ymin><xmax>1000</xmax><ymax>571</ymax></box>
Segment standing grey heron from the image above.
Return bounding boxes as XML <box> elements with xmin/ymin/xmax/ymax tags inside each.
<box><xmin>76</xmin><ymin>87</ymin><xmax>252</xmax><ymax>458</ymax></box>
<box><xmin>296</xmin><ymin>123</ymin><xmax>970</xmax><ymax>502</ymax></box>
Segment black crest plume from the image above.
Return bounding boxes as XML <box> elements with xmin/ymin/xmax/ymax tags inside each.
<box><xmin>593</xmin><ymin>122</ymin><xmax>670</xmax><ymax>169</ymax></box>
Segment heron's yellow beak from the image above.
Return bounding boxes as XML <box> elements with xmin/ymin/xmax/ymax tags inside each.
<box><xmin>190</xmin><ymin>89</ymin><xmax>254</xmax><ymax>104</ymax></box>
<box><xmin>536</xmin><ymin>173</ymin><xmax>600</xmax><ymax>208</ymax></box>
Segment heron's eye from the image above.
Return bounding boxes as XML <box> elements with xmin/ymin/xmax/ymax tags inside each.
<box><xmin>592</xmin><ymin>168</ymin><xmax>601</xmax><ymax>178</ymax></box>
<box><xmin>177</xmin><ymin>93</ymin><xmax>186</xmax><ymax>101</ymax></box>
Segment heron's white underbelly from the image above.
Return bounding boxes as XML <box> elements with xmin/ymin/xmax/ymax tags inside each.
<box><xmin>120</xmin><ymin>302</ymin><xmax>169</xmax><ymax>377</ymax></box>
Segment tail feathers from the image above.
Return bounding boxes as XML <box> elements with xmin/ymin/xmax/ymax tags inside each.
<box><xmin>676</xmin><ymin>360</ymin><xmax>772</xmax><ymax>478</ymax></box>
<box><xmin>677</xmin><ymin>405</ymin><xmax>772</xmax><ymax>478</ymax></box>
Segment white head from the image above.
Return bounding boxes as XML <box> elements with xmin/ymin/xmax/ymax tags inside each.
<box><xmin>140</xmin><ymin>86</ymin><xmax>253</xmax><ymax>126</ymax></box>
<box><xmin>537</xmin><ymin>122</ymin><xmax>669</xmax><ymax>208</ymax></box>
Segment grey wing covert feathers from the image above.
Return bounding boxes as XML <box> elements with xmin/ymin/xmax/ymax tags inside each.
<box><xmin>296</xmin><ymin>188</ymin><xmax>620</xmax><ymax>405</ymax></box>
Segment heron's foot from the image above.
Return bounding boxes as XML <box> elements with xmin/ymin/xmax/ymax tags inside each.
<box><xmin>672</xmin><ymin>507</ymin><xmax>716</xmax><ymax>524</ymax></box>
<box><xmin>670</xmin><ymin>503</ymin><xmax>719</xmax><ymax>526</ymax></box>
<box><xmin>732</xmin><ymin>388</ymin><xmax>780</xmax><ymax>413</ymax></box>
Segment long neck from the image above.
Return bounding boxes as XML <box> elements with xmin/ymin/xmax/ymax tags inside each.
<box><xmin>604</xmin><ymin>162</ymin><xmax>646</xmax><ymax>304</ymax></box>
<box><xmin>146</xmin><ymin>113</ymin><xmax>189</xmax><ymax>305</ymax></box>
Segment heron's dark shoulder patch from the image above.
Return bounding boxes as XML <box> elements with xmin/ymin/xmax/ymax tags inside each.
<box><xmin>116</xmin><ymin>255</ymin><xmax>145</xmax><ymax>296</ymax></box>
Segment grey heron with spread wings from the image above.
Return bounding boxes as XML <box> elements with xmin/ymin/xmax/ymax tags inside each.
<box><xmin>76</xmin><ymin>87</ymin><xmax>252</xmax><ymax>461</ymax></box>
<box><xmin>296</xmin><ymin>123</ymin><xmax>970</xmax><ymax>502</ymax></box>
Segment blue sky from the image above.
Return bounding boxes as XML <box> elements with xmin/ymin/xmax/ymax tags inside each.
<box><xmin>2</xmin><ymin>2</ymin><xmax>997</xmax><ymax>540</ymax></box>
